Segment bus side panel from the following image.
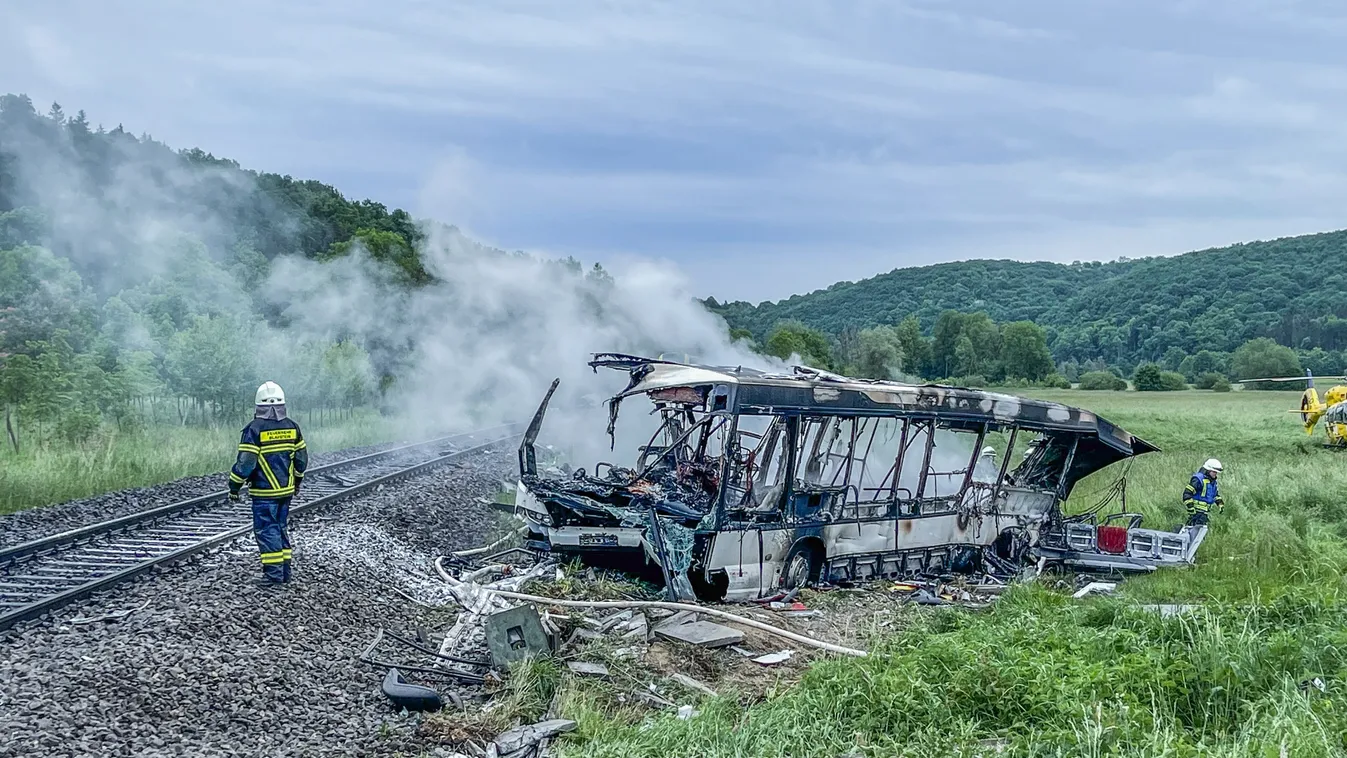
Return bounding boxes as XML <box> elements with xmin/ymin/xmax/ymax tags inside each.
<box><xmin>706</xmin><ymin>529</ymin><xmax>766</xmax><ymax>601</ymax></box>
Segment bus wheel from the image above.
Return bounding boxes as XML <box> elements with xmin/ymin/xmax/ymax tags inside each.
<box><xmin>782</xmin><ymin>542</ymin><xmax>820</xmax><ymax>589</ymax></box>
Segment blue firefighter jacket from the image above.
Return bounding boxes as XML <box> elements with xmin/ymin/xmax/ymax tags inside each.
<box><xmin>229</xmin><ymin>417</ymin><xmax>308</xmax><ymax>498</ymax></box>
<box><xmin>1182</xmin><ymin>471</ymin><xmax>1223</xmax><ymax>514</ymax></box>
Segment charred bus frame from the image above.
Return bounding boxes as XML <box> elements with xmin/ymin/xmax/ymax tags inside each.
<box><xmin>514</xmin><ymin>354</ymin><xmax>1195</xmax><ymax>602</ymax></box>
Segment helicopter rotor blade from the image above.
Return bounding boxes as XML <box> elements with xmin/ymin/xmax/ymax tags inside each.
<box><xmin>1236</xmin><ymin>376</ymin><xmax>1327</xmax><ymax>383</ymax></box>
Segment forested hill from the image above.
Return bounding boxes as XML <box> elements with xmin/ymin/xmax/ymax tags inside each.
<box><xmin>0</xmin><ymin>93</ymin><xmax>615</xmax><ymax>447</ymax></box>
<box><xmin>0</xmin><ymin>93</ymin><xmax>462</xmax><ymax>289</ymax></box>
<box><xmin>708</xmin><ymin>231</ymin><xmax>1347</xmax><ymax>368</ymax></box>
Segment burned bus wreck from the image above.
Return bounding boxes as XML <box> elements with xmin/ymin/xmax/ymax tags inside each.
<box><xmin>511</xmin><ymin>355</ymin><xmax>1205</xmax><ymax>601</ymax></box>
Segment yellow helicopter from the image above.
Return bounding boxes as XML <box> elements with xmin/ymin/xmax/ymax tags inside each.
<box><xmin>1241</xmin><ymin>370</ymin><xmax>1347</xmax><ymax>446</ymax></box>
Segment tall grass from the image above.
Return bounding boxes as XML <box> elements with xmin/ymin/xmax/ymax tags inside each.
<box><xmin>556</xmin><ymin>390</ymin><xmax>1347</xmax><ymax>757</ymax></box>
<box><xmin>0</xmin><ymin>411</ymin><xmax>397</xmax><ymax>514</ymax></box>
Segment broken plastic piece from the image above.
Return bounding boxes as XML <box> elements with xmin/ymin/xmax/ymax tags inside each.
<box><xmin>381</xmin><ymin>668</ymin><xmax>442</xmax><ymax>712</ymax></box>
<box><xmin>1072</xmin><ymin>581</ymin><xmax>1117</xmax><ymax>599</ymax></box>
<box><xmin>752</xmin><ymin>650</ymin><xmax>794</xmax><ymax>666</ymax></box>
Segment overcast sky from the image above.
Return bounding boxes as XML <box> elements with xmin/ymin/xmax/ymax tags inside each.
<box><xmin>3</xmin><ymin>1</ymin><xmax>1346</xmax><ymax>301</ymax></box>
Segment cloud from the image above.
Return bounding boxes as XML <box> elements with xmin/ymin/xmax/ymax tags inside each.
<box><xmin>3</xmin><ymin>0</ymin><xmax>1347</xmax><ymax>301</ymax></box>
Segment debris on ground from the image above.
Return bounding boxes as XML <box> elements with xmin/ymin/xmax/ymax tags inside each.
<box><xmin>1140</xmin><ymin>603</ymin><xmax>1199</xmax><ymax>617</ymax></box>
<box><xmin>416</xmin><ymin>525</ymin><xmax>1171</xmax><ymax>756</ymax></box>
<box><xmin>751</xmin><ymin>650</ymin><xmax>794</xmax><ymax>666</ymax></box>
<box><xmin>493</xmin><ymin>719</ymin><xmax>577</xmax><ymax>756</ymax></box>
<box><xmin>1073</xmin><ymin>581</ymin><xmax>1118</xmax><ymax>599</ymax></box>
<box><xmin>669</xmin><ymin>672</ymin><xmax>719</xmax><ymax>697</ymax></box>
<box><xmin>654</xmin><ymin>619</ymin><xmax>745</xmax><ymax>648</ymax></box>
<box><xmin>382</xmin><ymin>668</ymin><xmax>444</xmax><ymax>712</ymax></box>
<box><xmin>565</xmin><ymin>661</ymin><xmax>610</xmax><ymax>678</ymax></box>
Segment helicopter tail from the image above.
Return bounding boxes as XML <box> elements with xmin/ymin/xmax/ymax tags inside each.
<box><xmin>1296</xmin><ymin>384</ymin><xmax>1326</xmax><ymax>436</ymax></box>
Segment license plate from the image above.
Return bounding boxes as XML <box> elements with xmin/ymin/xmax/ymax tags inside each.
<box><xmin>579</xmin><ymin>533</ymin><xmax>619</xmax><ymax>547</ymax></box>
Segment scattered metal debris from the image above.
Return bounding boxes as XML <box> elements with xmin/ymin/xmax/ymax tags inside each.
<box><xmin>493</xmin><ymin>719</ymin><xmax>577</xmax><ymax>756</ymax></box>
<box><xmin>358</xmin><ymin>629</ymin><xmax>489</xmax><ymax>685</ymax></box>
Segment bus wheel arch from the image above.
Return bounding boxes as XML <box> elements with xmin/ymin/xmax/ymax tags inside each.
<box><xmin>782</xmin><ymin>536</ymin><xmax>826</xmax><ymax>589</ymax></box>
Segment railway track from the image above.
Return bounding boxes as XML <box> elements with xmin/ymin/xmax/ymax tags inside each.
<box><xmin>0</xmin><ymin>424</ymin><xmax>522</xmax><ymax>632</ymax></box>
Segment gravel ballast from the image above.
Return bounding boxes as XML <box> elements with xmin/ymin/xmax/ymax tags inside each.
<box><xmin>0</xmin><ymin>443</ymin><xmax>399</xmax><ymax>550</ymax></box>
<box><xmin>0</xmin><ymin>445</ymin><xmax>516</xmax><ymax>758</ymax></box>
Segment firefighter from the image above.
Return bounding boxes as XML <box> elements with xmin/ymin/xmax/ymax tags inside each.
<box><xmin>1182</xmin><ymin>458</ymin><xmax>1224</xmax><ymax>526</ymax></box>
<box><xmin>229</xmin><ymin>381</ymin><xmax>307</xmax><ymax>585</ymax></box>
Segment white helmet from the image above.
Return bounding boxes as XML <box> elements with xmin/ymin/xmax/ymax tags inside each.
<box><xmin>981</xmin><ymin>446</ymin><xmax>996</xmax><ymax>457</ymax></box>
<box><xmin>1202</xmin><ymin>458</ymin><xmax>1222</xmax><ymax>474</ymax></box>
<box><xmin>255</xmin><ymin>381</ymin><xmax>285</xmax><ymax>406</ymax></box>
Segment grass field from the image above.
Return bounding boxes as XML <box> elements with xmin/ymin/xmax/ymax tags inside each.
<box><xmin>0</xmin><ymin>411</ymin><xmax>399</xmax><ymax>514</ymax></box>
<box><xmin>548</xmin><ymin>390</ymin><xmax>1347</xmax><ymax>757</ymax></box>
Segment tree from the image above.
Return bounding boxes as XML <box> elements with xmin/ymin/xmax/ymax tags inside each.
<box><xmin>892</xmin><ymin>316</ymin><xmax>931</xmax><ymax>377</ymax></box>
<box><xmin>764</xmin><ymin>321</ymin><xmax>833</xmax><ymax>369</ymax></box>
<box><xmin>326</xmin><ymin>228</ymin><xmax>430</xmax><ymax>286</ymax></box>
<box><xmin>1232</xmin><ymin>338</ymin><xmax>1302</xmax><ymax>390</ymax></box>
<box><xmin>0</xmin><ymin>353</ymin><xmax>36</xmax><ymax>451</ymax></box>
<box><xmin>953</xmin><ymin>335</ymin><xmax>978</xmax><ymax>377</ymax></box>
<box><xmin>163</xmin><ymin>315</ymin><xmax>256</xmax><ymax>421</ymax></box>
<box><xmin>853</xmin><ymin>326</ymin><xmax>904</xmax><ymax>380</ymax></box>
<box><xmin>1178</xmin><ymin>350</ymin><xmax>1228</xmax><ymax>381</ymax></box>
<box><xmin>1161</xmin><ymin>346</ymin><xmax>1187</xmax><ymax>371</ymax></box>
<box><xmin>999</xmin><ymin>321</ymin><xmax>1054</xmax><ymax>380</ymax></box>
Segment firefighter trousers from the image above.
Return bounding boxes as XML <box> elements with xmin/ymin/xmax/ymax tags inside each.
<box><xmin>252</xmin><ymin>497</ymin><xmax>293</xmax><ymax>583</ymax></box>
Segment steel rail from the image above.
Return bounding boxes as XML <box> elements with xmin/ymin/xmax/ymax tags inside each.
<box><xmin>0</xmin><ymin>423</ymin><xmax>518</xmax><ymax>567</ymax></box>
<box><xmin>0</xmin><ymin>425</ymin><xmax>521</xmax><ymax>632</ymax></box>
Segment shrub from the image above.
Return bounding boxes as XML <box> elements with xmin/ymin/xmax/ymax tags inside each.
<box><xmin>1158</xmin><ymin>370</ymin><xmax>1189</xmax><ymax>391</ymax></box>
<box><xmin>1133</xmin><ymin>362</ymin><xmax>1164</xmax><ymax>391</ymax></box>
<box><xmin>1041</xmin><ymin>373</ymin><xmax>1072</xmax><ymax>389</ymax></box>
<box><xmin>1079</xmin><ymin>371</ymin><xmax>1128</xmax><ymax>391</ymax></box>
<box><xmin>1211</xmin><ymin>376</ymin><xmax>1232</xmax><ymax>392</ymax></box>
<box><xmin>1193</xmin><ymin>371</ymin><xmax>1225</xmax><ymax>390</ymax></box>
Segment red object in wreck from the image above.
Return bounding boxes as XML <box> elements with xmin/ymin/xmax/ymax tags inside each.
<box><xmin>1096</xmin><ymin>525</ymin><xmax>1128</xmax><ymax>554</ymax></box>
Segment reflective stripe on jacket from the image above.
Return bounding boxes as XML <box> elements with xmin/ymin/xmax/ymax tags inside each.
<box><xmin>229</xmin><ymin>418</ymin><xmax>308</xmax><ymax>498</ymax></box>
<box><xmin>1182</xmin><ymin>472</ymin><xmax>1221</xmax><ymax>513</ymax></box>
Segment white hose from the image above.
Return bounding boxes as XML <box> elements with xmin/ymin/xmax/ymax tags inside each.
<box><xmin>450</xmin><ymin>526</ymin><xmax>527</xmax><ymax>557</ymax></box>
<box><xmin>433</xmin><ymin>556</ymin><xmax>868</xmax><ymax>657</ymax></box>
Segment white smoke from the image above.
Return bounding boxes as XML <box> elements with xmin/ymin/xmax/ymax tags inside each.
<box><xmin>266</xmin><ymin>222</ymin><xmax>771</xmax><ymax>468</ymax></box>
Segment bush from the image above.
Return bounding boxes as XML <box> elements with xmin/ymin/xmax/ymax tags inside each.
<box><xmin>1135</xmin><ymin>364</ymin><xmax>1187</xmax><ymax>391</ymax></box>
<box><xmin>1193</xmin><ymin>371</ymin><xmax>1225</xmax><ymax>390</ymax></box>
<box><xmin>1041</xmin><ymin>373</ymin><xmax>1071</xmax><ymax>389</ymax></box>
<box><xmin>1079</xmin><ymin>370</ymin><xmax>1127</xmax><ymax>391</ymax></box>
<box><xmin>1158</xmin><ymin>370</ymin><xmax>1188</xmax><ymax>391</ymax></box>
<box><xmin>1211</xmin><ymin>376</ymin><xmax>1232</xmax><ymax>392</ymax></box>
<box><xmin>1133</xmin><ymin>362</ymin><xmax>1164</xmax><ymax>391</ymax></box>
